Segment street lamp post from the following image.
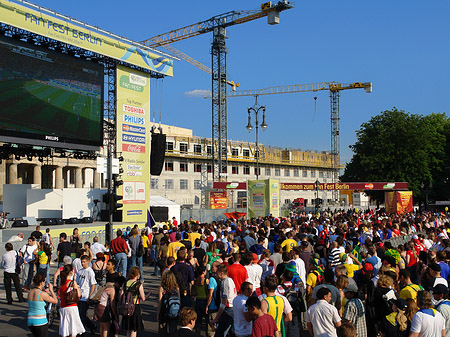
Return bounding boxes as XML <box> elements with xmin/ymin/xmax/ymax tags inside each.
<box><xmin>315</xmin><ymin>179</ymin><xmax>320</xmax><ymax>213</ymax></box>
<box><xmin>246</xmin><ymin>96</ymin><xmax>267</xmax><ymax>180</ymax></box>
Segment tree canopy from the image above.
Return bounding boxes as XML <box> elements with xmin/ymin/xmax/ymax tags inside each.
<box><xmin>341</xmin><ymin>108</ymin><xmax>450</xmax><ymax>203</ymax></box>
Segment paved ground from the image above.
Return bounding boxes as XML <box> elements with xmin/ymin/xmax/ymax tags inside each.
<box><xmin>0</xmin><ymin>263</ymin><xmax>161</xmax><ymax>337</ymax></box>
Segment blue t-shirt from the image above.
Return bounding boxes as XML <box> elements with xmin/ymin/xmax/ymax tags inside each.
<box><xmin>208</xmin><ymin>276</ymin><xmax>218</xmax><ymax>310</ymax></box>
<box><xmin>439</xmin><ymin>262</ymin><xmax>450</xmax><ymax>280</ymax></box>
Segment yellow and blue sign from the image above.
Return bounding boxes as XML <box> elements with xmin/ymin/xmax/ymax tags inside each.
<box><xmin>0</xmin><ymin>0</ymin><xmax>173</xmax><ymax>76</ymax></box>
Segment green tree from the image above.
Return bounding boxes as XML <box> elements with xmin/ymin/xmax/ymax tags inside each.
<box><xmin>341</xmin><ymin>108</ymin><xmax>450</xmax><ymax>203</ymax></box>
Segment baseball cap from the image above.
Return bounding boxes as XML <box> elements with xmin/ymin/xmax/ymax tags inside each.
<box><xmin>391</xmin><ymin>298</ymin><xmax>407</xmax><ymax>310</ymax></box>
<box><xmin>432</xmin><ymin>284</ymin><xmax>449</xmax><ymax>296</ymax></box>
<box><xmin>252</xmin><ymin>253</ymin><xmax>259</xmax><ymax>264</ymax></box>
<box><xmin>430</xmin><ymin>263</ymin><xmax>441</xmax><ymax>272</ymax></box>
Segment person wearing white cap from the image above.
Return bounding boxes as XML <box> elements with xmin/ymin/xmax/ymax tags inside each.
<box><xmin>343</xmin><ymin>283</ymin><xmax>367</xmax><ymax>337</ymax></box>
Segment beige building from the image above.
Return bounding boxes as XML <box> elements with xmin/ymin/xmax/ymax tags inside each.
<box><xmin>150</xmin><ymin>123</ymin><xmax>338</xmax><ymax>209</ymax></box>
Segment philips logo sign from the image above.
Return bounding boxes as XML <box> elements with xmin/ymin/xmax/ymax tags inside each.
<box><xmin>123</xmin><ymin>114</ymin><xmax>145</xmax><ymax>125</ymax></box>
<box><xmin>129</xmin><ymin>73</ymin><xmax>147</xmax><ymax>86</ymax></box>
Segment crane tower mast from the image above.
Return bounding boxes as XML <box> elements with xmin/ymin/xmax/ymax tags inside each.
<box><xmin>222</xmin><ymin>81</ymin><xmax>373</xmax><ymax>201</ymax></box>
<box><xmin>142</xmin><ymin>1</ymin><xmax>294</xmax><ymax>180</ymax></box>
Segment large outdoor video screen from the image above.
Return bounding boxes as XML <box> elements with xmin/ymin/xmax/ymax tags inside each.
<box><xmin>0</xmin><ymin>35</ymin><xmax>103</xmax><ymax>150</ymax></box>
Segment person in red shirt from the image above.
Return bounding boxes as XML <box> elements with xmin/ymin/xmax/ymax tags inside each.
<box><xmin>110</xmin><ymin>230</ymin><xmax>128</xmax><ymax>276</ymax></box>
<box><xmin>245</xmin><ymin>296</ymin><xmax>280</xmax><ymax>337</ymax></box>
<box><xmin>227</xmin><ymin>253</ymin><xmax>249</xmax><ymax>292</ymax></box>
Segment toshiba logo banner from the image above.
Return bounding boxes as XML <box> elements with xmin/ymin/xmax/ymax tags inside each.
<box><xmin>116</xmin><ymin>65</ymin><xmax>150</xmax><ymax>222</ymax></box>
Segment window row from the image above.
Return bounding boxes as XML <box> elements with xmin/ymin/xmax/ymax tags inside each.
<box><xmin>166</xmin><ymin>142</ymin><xmax>258</xmax><ymax>158</ymax></box>
<box><xmin>151</xmin><ymin>178</ymin><xmax>203</xmax><ymax>190</ymax></box>
<box><xmin>164</xmin><ymin>162</ymin><xmax>332</xmax><ymax>178</ymax></box>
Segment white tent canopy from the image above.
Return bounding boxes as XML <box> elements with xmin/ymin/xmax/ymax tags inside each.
<box><xmin>149</xmin><ymin>196</ymin><xmax>180</xmax><ymax>223</ymax></box>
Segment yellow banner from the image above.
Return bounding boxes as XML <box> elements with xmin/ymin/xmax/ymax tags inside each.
<box><xmin>0</xmin><ymin>0</ymin><xmax>173</xmax><ymax>76</ymax></box>
<box><xmin>116</xmin><ymin>65</ymin><xmax>150</xmax><ymax>222</ymax></box>
<box><xmin>269</xmin><ymin>179</ymin><xmax>280</xmax><ymax>217</ymax></box>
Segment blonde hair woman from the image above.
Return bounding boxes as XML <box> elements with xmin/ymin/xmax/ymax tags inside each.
<box><xmin>335</xmin><ymin>275</ymin><xmax>349</xmax><ymax>315</ymax></box>
<box><xmin>157</xmin><ymin>271</ymin><xmax>179</xmax><ymax>337</ymax></box>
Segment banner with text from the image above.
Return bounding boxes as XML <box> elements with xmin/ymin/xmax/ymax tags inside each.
<box><xmin>248</xmin><ymin>180</ymin><xmax>267</xmax><ymax>218</ymax></box>
<box><xmin>210</xmin><ymin>191</ymin><xmax>227</xmax><ymax>209</ymax></box>
<box><xmin>280</xmin><ymin>182</ymin><xmax>408</xmax><ymax>191</ymax></box>
<box><xmin>0</xmin><ymin>0</ymin><xmax>173</xmax><ymax>75</ymax></box>
<box><xmin>116</xmin><ymin>65</ymin><xmax>150</xmax><ymax>222</ymax></box>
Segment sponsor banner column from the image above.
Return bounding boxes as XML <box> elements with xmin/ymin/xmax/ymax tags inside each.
<box><xmin>248</xmin><ymin>180</ymin><xmax>267</xmax><ymax>218</ymax></box>
<box><xmin>268</xmin><ymin>179</ymin><xmax>280</xmax><ymax>218</ymax></box>
<box><xmin>116</xmin><ymin>65</ymin><xmax>150</xmax><ymax>222</ymax></box>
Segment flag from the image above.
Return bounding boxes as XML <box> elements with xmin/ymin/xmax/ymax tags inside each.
<box><xmin>147</xmin><ymin>209</ymin><xmax>157</xmax><ymax>228</ymax></box>
<box><xmin>352</xmin><ymin>244</ymin><xmax>362</xmax><ymax>264</ymax></box>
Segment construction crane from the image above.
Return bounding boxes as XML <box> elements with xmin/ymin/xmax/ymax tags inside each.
<box><xmin>161</xmin><ymin>44</ymin><xmax>240</xmax><ymax>91</ymax></box>
<box><xmin>214</xmin><ymin>81</ymin><xmax>373</xmax><ymax>201</ymax></box>
<box><xmin>141</xmin><ymin>1</ymin><xmax>294</xmax><ymax>181</ymax></box>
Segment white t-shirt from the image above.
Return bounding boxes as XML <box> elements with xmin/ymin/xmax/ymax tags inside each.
<box><xmin>91</xmin><ymin>242</ymin><xmax>107</xmax><ymax>257</ymax></box>
<box><xmin>42</xmin><ymin>233</ymin><xmax>51</xmax><ymax>245</ymax></box>
<box><xmin>305</xmin><ymin>299</ymin><xmax>341</xmax><ymax>337</ymax></box>
<box><xmin>76</xmin><ymin>267</ymin><xmax>97</xmax><ymax>301</ymax></box>
<box><xmin>245</xmin><ymin>265</ymin><xmax>257</xmax><ymax>287</ymax></box>
<box><xmin>222</xmin><ymin>277</ymin><xmax>237</xmax><ymax>308</ymax></box>
<box><xmin>20</xmin><ymin>243</ymin><xmax>37</xmax><ymax>263</ymax></box>
<box><xmin>233</xmin><ymin>294</ymin><xmax>252</xmax><ymax>336</ymax></box>
<box><xmin>410</xmin><ymin>310</ymin><xmax>446</xmax><ymax>337</ymax></box>
<box><xmin>250</xmin><ymin>263</ymin><xmax>263</xmax><ymax>289</ymax></box>
<box><xmin>294</xmin><ymin>257</ymin><xmax>306</xmax><ymax>287</ymax></box>
<box><xmin>2</xmin><ymin>250</ymin><xmax>17</xmax><ymax>273</ymax></box>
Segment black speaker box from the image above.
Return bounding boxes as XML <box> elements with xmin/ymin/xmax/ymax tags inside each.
<box><xmin>150</xmin><ymin>133</ymin><xmax>166</xmax><ymax>176</ymax></box>
<box><xmin>82</xmin><ymin>217</ymin><xmax>93</xmax><ymax>223</ymax></box>
<box><xmin>12</xmin><ymin>219</ymin><xmax>28</xmax><ymax>227</ymax></box>
<box><xmin>55</xmin><ymin>218</ymin><xmax>64</xmax><ymax>225</ymax></box>
<box><xmin>40</xmin><ymin>218</ymin><xmax>56</xmax><ymax>226</ymax></box>
<box><xmin>65</xmin><ymin>217</ymin><xmax>80</xmax><ymax>224</ymax></box>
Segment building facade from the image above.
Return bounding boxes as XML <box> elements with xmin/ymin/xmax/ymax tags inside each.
<box><xmin>150</xmin><ymin>123</ymin><xmax>338</xmax><ymax>209</ymax></box>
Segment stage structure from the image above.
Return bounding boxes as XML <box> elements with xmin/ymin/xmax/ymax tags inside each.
<box><xmin>0</xmin><ymin>0</ymin><xmax>176</xmax><ymax>242</ymax></box>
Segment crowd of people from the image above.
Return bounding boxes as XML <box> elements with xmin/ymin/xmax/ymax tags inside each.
<box><xmin>3</xmin><ymin>209</ymin><xmax>450</xmax><ymax>337</ymax></box>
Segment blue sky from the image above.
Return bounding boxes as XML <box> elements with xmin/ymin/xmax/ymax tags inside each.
<box><xmin>32</xmin><ymin>0</ymin><xmax>449</xmax><ymax>164</ymax></box>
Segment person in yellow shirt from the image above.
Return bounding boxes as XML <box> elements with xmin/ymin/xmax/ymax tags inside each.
<box><xmin>339</xmin><ymin>252</ymin><xmax>362</xmax><ymax>278</ymax></box>
<box><xmin>398</xmin><ymin>269</ymin><xmax>423</xmax><ymax>302</ymax></box>
<box><xmin>167</xmin><ymin>232</ymin><xmax>185</xmax><ymax>258</ymax></box>
<box><xmin>281</xmin><ymin>232</ymin><xmax>298</xmax><ymax>253</ymax></box>
<box><xmin>141</xmin><ymin>229</ymin><xmax>150</xmax><ymax>265</ymax></box>
<box><xmin>306</xmin><ymin>258</ymin><xmax>324</xmax><ymax>299</ymax></box>
<box><xmin>188</xmin><ymin>229</ymin><xmax>201</xmax><ymax>247</ymax></box>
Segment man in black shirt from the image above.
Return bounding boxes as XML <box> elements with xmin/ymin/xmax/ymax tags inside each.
<box><xmin>181</xmin><ymin>232</ymin><xmax>192</xmax><ymax>251</ymax></box>
<box><xmin>193</xmin><ymin>238</ymin><xmax>206</xmax><ymax>267</ymax></box>
<box><xmin>30</xmin><ymin>225</ymin><xmax>43</xmax><ymax>242</ymax></box>
<box><xmin>105</xmin><ymin>259</ymin><xmax>120</xmax><ymax>283</ymax></box>
<box><xmin>56</xmin><ymin>232</ymin><xmax>72</xmax><ymax>267</ymax></box>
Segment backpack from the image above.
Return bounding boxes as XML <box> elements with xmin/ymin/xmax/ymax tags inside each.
<box><xmin>118</xmin><ymin>281</ymin><xmax>139</xmax><ymax>317</ymax></box>
<box><xmin>15</xmin><ymin>251</ymin><xmax>24</xmax><ymax>275</ymax></box>
<box><xmin>161</xmin><ymin>290</ymin><xmax>181</xmax><ymax>321</ymax></box>
<box><xmin>311</xmin><ymin>270</ymin><xmax>324</xmax><ymax>284</ymax></box>
<box><xmin>282</xmin><ymin>279</ymin><xmax>307</xmax><ymax>314</ymax></box>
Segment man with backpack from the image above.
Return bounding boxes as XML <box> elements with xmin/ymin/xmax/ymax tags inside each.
<box><xmin>209</xmin><ymin>264</ymin><xmax>237</xmax><ymax>337</ymax></box>
<box><xmin>20</xmin><ymin>236</ymin><xmax>37</xmax><ymax>292</ymax></box>
<box><xmin>276</xmin><ymin>270</ymin><xmax>306</xmax><ymax>337</ymax></box>
<box><xmin>171</xmin><ymin>248</ymin><xmax>194</xmax><ymax>308</ymax></box>
<box><xmin>2</xmin><ymin>242</ymin><xmax>25</xmax><ymax>304</ymax></box>
<box><xmin>343</xmin><ymin>283</ymin><xmax>367</xmax><ymax>337</ymax></box>
<box><xmin>206</xmin><ymin>261</ymin><xmax>222</xmax><ymax>337</ymax></box>
<box><xmin>399</xmin><ymin>269</ymin><xmax>423</xmax><ymax>303</ymax></box>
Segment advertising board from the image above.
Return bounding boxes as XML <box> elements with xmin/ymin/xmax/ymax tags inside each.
<box><xmin>116</xmin><ymin>65</ymin><xmax>150</xmax><ymax>222</ymax></box>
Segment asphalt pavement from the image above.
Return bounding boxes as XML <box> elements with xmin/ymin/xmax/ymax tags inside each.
<box><xmin>0</xmin><ymin>263</ymin><xmax>161</xmax><ymax>337</ymax></box>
